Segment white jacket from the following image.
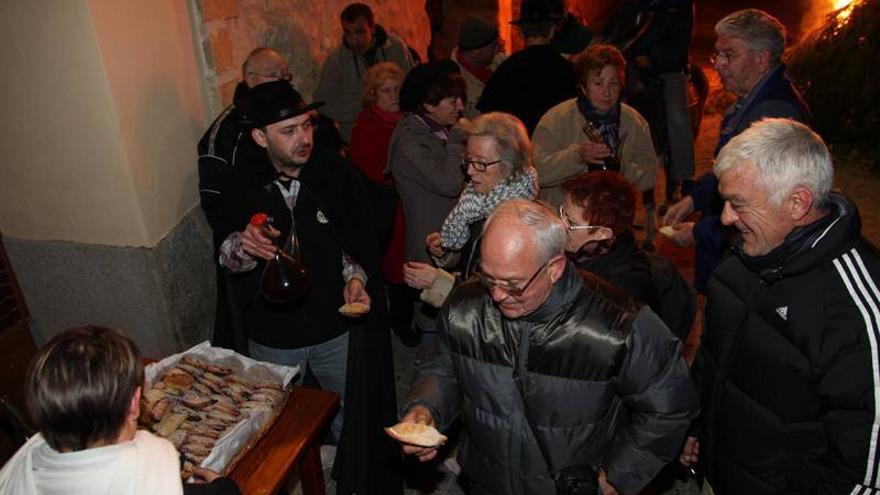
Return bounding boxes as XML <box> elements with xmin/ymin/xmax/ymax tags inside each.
<box><xmin>0</xmin><ymin>430</ymin><xmax>183</xmax><ymax>495</ymax></box>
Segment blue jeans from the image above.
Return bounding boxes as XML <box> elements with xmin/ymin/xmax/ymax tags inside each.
<box><xmin>249</xmin><ymin>332</ymin><xmax>349</xmax><ymax>441</ymax></box>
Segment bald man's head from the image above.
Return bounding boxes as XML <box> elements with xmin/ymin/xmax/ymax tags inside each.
<box><xmin>478</xmin><ymin>199</ymin><xmax>568</xmax><ymax>319</ymax></box>
<box><xmin>242</xmin><ymin>48</ymin><xmax>290</xmax><ymax>88</ymax></box>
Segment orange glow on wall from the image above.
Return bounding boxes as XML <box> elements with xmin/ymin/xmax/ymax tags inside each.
<box><xmin>498</xmin><ymin>0</ymin><xmax>512</xmax><ymax>54</ymax></box>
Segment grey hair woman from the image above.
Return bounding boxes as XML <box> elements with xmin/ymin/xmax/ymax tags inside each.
<box><xmin>403</xmin><ymin>112</ymin><xmax>540</xmax><ymax>306</ymax></box>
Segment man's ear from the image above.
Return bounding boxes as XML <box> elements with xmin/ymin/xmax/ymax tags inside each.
<box><xmin>128</xmin><ymin>386</ymin><xmax>142</xmax><ymax>422</ymax></box>
<box><xmin>422</xmin><ymin>102</ymin><xmax>437</xmax><ymax>115</ymax></box>
<box><xmin>596</xmin><ymin>227</ymin><xmax>614</xmax><ymax>242</ymax></box>
<box><xmin>251</xmin><ymin>127</ymin><xmax>269</xmax><ymax>149</ymax></box>
<box><xmin>788</xmin><ymin>186</ymin><xmax>816</xmax><ymax>223</ymax></box>
<box><xmin>548</xmin><ymin>254</ymin><xmax>567</xmax><ymax>283</ymax></box>
<box><xmin>755</xmin><ymin>49</ymin><xmax>772</xmax><ymax>72</ymax></box>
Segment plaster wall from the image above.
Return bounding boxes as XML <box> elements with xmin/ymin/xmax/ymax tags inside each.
<box><xmin>0</xmin><ymin>1</ymin><xmax>214</xmax><ymax>356</ymax></box>
<box><xmin>87</xmin><ymin>0</ymin><xmax>208</xmax><ymax>245</ymax></box>
<box><xmin>0</xmin><ymin>1</ymin><xmax>207</xmax><ymax>248</ymax></box>
<box><xmin>0</xmin><ymin>2</ymin><xmax>148</xmax><ymax>246</ymax></box>
<box><xmin>5</xmin><ymin>208</ymin><xmax>215</xmax><ymax>357</ymax></box>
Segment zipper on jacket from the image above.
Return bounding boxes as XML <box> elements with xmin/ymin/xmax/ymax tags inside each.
<box><xmin>511</xmin><ymin>320</ymin><xmax>532</xmax><ymax>495</ymax></box>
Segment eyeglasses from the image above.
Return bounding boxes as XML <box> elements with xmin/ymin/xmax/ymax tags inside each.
<box><xmin>709</xmin><ymin>50</ymin><xmax>747</xmax><ymax>66</ymax></box>
<box><xmin>247</xmin><ymin>70</ymin><xmax>293</xmax><ymax>81</ymax></box>
<box><xmin>474</xmin><ymin>262</ymin><xmax>548</xmax><ymax>297</ymax></box>
<box><xmin>461</xmin><ymin>156</ymin><xmax>502</xmax><ymax>172</ymax></box>
<box><xmin>559</xmin><ymin>205</ymin><xmax>603</xmax><ymax>233</ymax></box>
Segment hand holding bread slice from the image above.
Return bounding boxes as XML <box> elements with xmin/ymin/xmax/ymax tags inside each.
<box><xmin>338</xmin><ymin>302</ymin><xmax>370</xmax><ymax>317</ymax></box>
<box><xmin>384</xmin><ymin>421</ymin><xmax>447</xmax><ymax>447</ymax></box>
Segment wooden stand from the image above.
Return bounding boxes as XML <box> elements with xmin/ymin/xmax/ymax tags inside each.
<box><xmin>229</xmin><ymin>386</ymin><xmax>339</xmax><ymax>495</ymax></box>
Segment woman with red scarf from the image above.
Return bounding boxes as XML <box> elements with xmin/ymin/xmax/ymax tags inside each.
<box><xmin>349</xmin><ymin>62</ymin><xmax>411</xmax><ymax>337</ymax></box>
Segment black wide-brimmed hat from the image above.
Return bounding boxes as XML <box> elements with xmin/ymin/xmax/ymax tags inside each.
<box><xmin>239</xmin><ymin>80</ymin><xmax>324</xmax><ymax>128</ymax></box>
<box><xmin>552</xmin><ymin>14</ymin><xmax>593</xmax><ymax>55</ymax></box>
<box><xmin>510</xmin><ymin>0</ymin><xmax>564</xmax><ymax>25</ymax></box>
<box><xmin>399</xmin><ymin>60</ymin><xmax>461</xmax><ymax>113</ymax></box>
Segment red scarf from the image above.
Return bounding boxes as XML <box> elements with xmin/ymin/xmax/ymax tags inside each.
<box><xmin>457</xmin><ymin>54</ymin><xmax>493</xmax><ymax>83</ymax></box>
<box><xmin>370</xmin><ymin>105</ymin><xmax>403</xmax><ymax>128</ymax></box>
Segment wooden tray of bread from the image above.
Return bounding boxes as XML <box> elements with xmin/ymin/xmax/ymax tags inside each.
<box><xmin>140</xmin><ymin>342</ymin><xmax>299</xmax><ymax>479</ymax></box>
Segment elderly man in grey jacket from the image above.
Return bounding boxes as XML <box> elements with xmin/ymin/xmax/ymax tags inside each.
<box><xmin>396</xmin><ymin>199</ymin><xmax>699</xmax><ymax>495</ymax></box>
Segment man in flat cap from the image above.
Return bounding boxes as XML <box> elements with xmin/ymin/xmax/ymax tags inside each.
<box><xmin>451</xmin><ymin>16</ymin><xmax>505</xmax><ymax>118</ymax></box>
<box><xmin>213</xmin><ymin>80</ymin><xmax>402</xmax><ymax>495</ymax></box>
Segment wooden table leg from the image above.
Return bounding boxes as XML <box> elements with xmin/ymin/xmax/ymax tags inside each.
<box><xmin>299</xmin><ymin>442</ymin><xmax>325</xmax><ymax>495</ymax></box>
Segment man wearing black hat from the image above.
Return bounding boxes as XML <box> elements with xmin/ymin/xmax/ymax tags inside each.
<box><xmin>196</xmin><ymin>47</ymin><xmax>290</xmax><ymax>357</ymax></box>
<box><xmin>452</xmin><ymin>16</ymin><xmax>505</xmax><ymax>118</ymax></box>
<box><xmin>476</xmin><ymin>0</ymin><xmax>578</xmax><ymax>134</ymax></box>
<box><xmin>214</xmin><ymin>80</ymin><xmax>402</xmax><ymax>495</ymax></box>
<box><xmin>198</xmin><ymin>48</ymin><xmax>340</xmax><ymax>244</ymax></box>
<box><xmin>197</xmin><ymin>48</ymin><xmax>343</xmax><ymax>354</ymax></box>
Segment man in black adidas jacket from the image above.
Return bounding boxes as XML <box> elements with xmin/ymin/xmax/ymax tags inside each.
<box><xmin>398</xmin><ymin>199</ymin><xmax>698</xmax><ymax>495</ymax></box>
<box><xmin>682</xmin><ymin>118</ymin><xmax>880</xmax><ymax>494</ymax></box>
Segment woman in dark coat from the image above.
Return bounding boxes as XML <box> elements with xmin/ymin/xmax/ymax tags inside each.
<box><xmin>386</xmin><ymin>61</ymin><xmax>467</xmax><ymax>337</ymax></box>
<box><xmin>561</xmin><ymin>171</ymin><xmax>696</xmax><ymax>340</ymax></box>
<box><xmin>561</xmin><ymin>171</ymin><xmax>656</xmax><ymax>305</ymax></box>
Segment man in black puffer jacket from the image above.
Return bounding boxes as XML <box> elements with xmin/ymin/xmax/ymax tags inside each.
<box><xmin>397</xmin><ymin>199</ymin><xmax>699</xmax><ymax>494</ymax></box>
<box><xmin>681</xmin><ymin>118</ymin><xmax>880</xmax><ymax>494</ymax></box>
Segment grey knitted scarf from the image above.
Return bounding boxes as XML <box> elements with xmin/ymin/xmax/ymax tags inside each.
<box><xmin>440</xmin><ymin>166</ymin><xmax>539</xmax><ymax>251</ymax></box>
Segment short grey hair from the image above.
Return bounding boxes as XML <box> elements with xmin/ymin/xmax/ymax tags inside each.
<box><xmin>461</xmin><ymin>112</ymin><xmax>533</xmax><ymax>178</ymax></box>
<box><xmin>715</xmin><ymin>118</ymin><xmax>833</xmax><ymax>206</ymax></box>
<box><xmin>715</xmin><ymin>9</ymin><xmax>786</xmax><ymax>62</ymax></box>
<box><xmin>484</xmin><ymin>199</ymin><xmax>566</xmax><ymax>262</ymax></box>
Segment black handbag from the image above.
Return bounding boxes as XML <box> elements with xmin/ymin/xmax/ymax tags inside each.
<box><xmin>513</xmin><ymin>368</ymin><xmax>600</xmax><ymax>495</ymax></box>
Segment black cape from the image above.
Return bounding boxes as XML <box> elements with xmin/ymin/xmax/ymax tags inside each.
<box><xmin>216</xmin><ymin>147</ymin><xmax>403</xmax><ymax>495</ymax></box>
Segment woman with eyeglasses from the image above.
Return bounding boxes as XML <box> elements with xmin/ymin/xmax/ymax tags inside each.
<box><xmin>560</xmin><ymin>172</ymin><xmax>694</xmax><ymax>344</ymax></box>
<box><xmin>403</xmin><ymin>112</ymin><xmax>539</xmax><ymax>308</ymax></box>
<box><xmin>560</xmin><ymin>172</ymin><xmax>654</xmax><ymax>302</ymax></box>
<box><xmin>533</xmin><ymin>44</ymin><xmax>659</xmax><ymax>247</ymax></box>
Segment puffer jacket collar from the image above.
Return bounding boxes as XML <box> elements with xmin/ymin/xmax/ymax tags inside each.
<box><xmin>523</xmin><ymin>262</ymin><xmax>582</xmax><ymax>323</ymax></box>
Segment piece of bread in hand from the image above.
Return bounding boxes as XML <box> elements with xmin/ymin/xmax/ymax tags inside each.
<box><xmin>338</xmin><ymin>302</ymin><xmax>370</xmax><ymax>317</ymax></box>
<box><xmin>384</xmin><ymin>422</ymin><xmax>447</xmax><ymax>447</ymax></box>
<box><xmin>659</xmin><ymin>225</ymin><xmax>677</xmax><ymax>237</ymax></box>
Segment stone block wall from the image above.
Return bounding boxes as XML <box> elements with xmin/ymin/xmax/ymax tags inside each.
<box><xmin>5</xmin><ymin>208</ymin><xmax>216</xmax><ymax>357</ymax></box>
<box><xmin>190</xmin><ymin>0</ymin><xmax>432</xmax><ymax>114</ymax></box>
